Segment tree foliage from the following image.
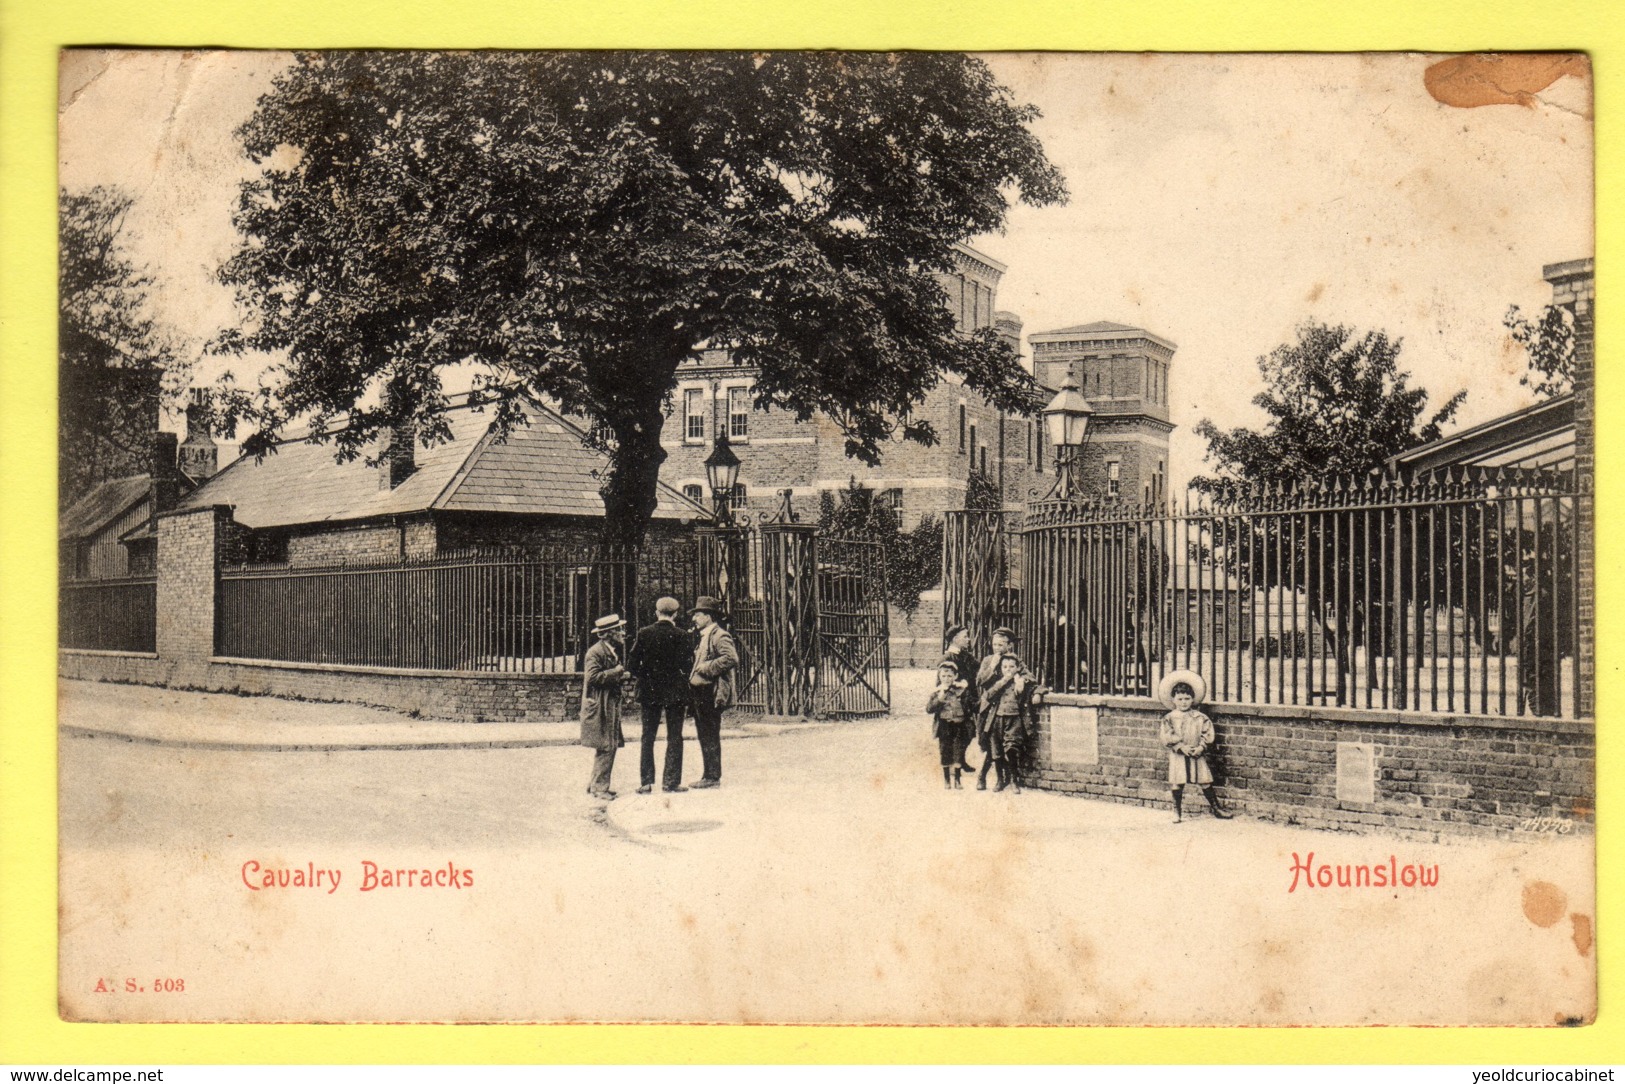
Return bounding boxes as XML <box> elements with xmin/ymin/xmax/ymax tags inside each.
<box><xmin>1193</xmin><ymin>322</ymin><xmax>1465</xmax><ymax>490</ymax></box>
<box><xmin>963</xmin><ymin>466</ymin><xmax>1002</xmax><ymax>510</ymax></box>
<box><xmin>818</xmin><ymin>480</ymin><xmax>943</xmax><ymax>617</ymax></box>
<box><xmin>59</xmin><ymin>187</ymin><xmax>188</xmax><ymax>506</ymax></box>
<box><xmin>214</xmin><ymin>51</ymin><xmax>1066</xmax><ymax>546</ymax></box>
<box><xmin>1503</xmin><ymin>303</ymin><xmax>1575</xmax><ymax>399</ymax></box>
<box><xmin>1191</xmin><ymin>322</ymin><xmax>1467</xmax><ymax>705</ymax></box>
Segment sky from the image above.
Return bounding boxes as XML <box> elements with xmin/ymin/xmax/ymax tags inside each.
<box><xmin>57</xmin><ymin>50</ymin><xmax>1593</xmax><ymax>484</ymax></box>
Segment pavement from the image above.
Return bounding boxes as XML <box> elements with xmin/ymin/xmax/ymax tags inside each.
<box><xmin>54</xmin><ymin>668</ymin><xmax>1597</xmax><ymax>1025</ymax></box>
<box><xmin>57</xmin><ymin>675</ymin><xmax>856</xmax><ymax>751</ymax></box>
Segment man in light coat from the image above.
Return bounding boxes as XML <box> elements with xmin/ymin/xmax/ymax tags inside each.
<box><xmin>580</xmin><ymin>613</ymin><xmax>628</xmax><ymax>800</ymax></box>
<box><xmin>687</xmin><ymin>596</ymin><xmax>738</xmax><ymax>789</ymax></box>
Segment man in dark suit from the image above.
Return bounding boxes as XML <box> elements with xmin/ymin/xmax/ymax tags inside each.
<box><xmin>627</xmin><ymin>596</ymin><xmax>693</xmax><ymax>794</ymax></box>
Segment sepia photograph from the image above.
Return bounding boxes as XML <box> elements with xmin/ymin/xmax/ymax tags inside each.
<box><xmin>54</xmin><ymin>49</ymin><xmax>1594</xmax><ymax>1026</ymax></box>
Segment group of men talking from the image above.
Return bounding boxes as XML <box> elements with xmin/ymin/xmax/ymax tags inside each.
<box><xmin>577</xmin><ymin>596</ymin><xmax>739</xmax><ymax>801</ymax></box>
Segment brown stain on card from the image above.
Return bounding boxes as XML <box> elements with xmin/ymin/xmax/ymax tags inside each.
<box><xmin>1521</xmin><ymin>880</ymin><xmax>1566</xmax><ymax>927</ymax></box>
<box><xmin>1424</xmin><ymin>54</ymin><xmax>1589</xmax><ymax>109</ymax></box>
<box><xmin>1569</xmin><ymin>913</ymin><xmax>1592</xmax><ymax>957</ymax></box>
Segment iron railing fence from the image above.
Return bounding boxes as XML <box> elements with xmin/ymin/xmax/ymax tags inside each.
<box><xmin>949</xmin><ymin>466</ymin><xmax>1587</xmax><ymax>720</ymax></box>
<box><xmin>59</xmin><ymin>575</ymin><xmax>157</xmax><ymax>653</ymax></box>
<box><xmin>941</xmin><ymin>510</ymin><xmax>1023</xmax><ymax>660</ymax></box>
<box><xmin>217</xmin><ymin>545</ymin><xmax>699</xmax><ymax>673</ymax></box>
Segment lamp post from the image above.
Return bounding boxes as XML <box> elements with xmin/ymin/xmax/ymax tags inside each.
<box><xmin>704</xmin><ymin>430</ymin><xmax>742</xmax><ymax>527</ymax></box>
<box><xmin>1041</xmin><ymin>374</ymin><xmax>1095</xmax><ymax>502</ymax></box>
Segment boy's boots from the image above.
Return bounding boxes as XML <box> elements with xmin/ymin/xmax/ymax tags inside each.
<box><xmin>952</xmin><ymin>768</ymin><xmax>963</xmax><ymax>790</ymax></box>
<box><xmin>993</xmin><ymin>761</ymin><xmax>1008</xmax><ymax>793</ymax></box>
<box><xmin>1203</xmin><ymin>786</ymin><xmax>1233</xmax><ymax>819</ymax></box>
<box><xmin>976</xmin><ymin>758</ymin><xmax>991</xmax><ymax>791</ymax></box>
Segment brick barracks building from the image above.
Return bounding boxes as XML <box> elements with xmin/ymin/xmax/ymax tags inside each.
<box><xmin>660</xmin><ymin>241</ymin><xmax>1179</xmax><ymax>661</ymax></box>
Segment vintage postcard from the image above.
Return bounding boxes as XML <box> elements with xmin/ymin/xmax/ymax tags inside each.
<box><xmin>55</xmin><ymin>49</ymin><xmax>1594</xmax><ymax>1026</ymax></box>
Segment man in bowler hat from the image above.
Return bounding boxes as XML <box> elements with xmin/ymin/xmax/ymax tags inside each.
<box><xmin>580</xmin><ymin>613</ymin><xmax>629</xmax><ymax>800</ymax></box>
<box><xmin>627</xmin><ymin>596</ymin><xmax>692</xmax><ymax>794</ymax></box>
<box><xmin>687</xmin><ymin>596</ymin><xmax>738</xmax><ymax>788</ymax></box>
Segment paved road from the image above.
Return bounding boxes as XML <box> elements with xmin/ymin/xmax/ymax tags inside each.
<box><xmin>58</xmin><ymin>679</ymin><xmax>1594</xmax><ymax>1026</ymax></box>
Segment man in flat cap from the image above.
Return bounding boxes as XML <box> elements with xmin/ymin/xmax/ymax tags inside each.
<box><xmin>580</xmin><ymin>613</ymin><xmax>628</xmax><ymax>800</ymax></box>
<box><xmin>687</xmin><ymin>596</ymin><xmax>738</xmax><ymax>788</ymax></box>
<box><xmin>627</xmin><ymin>596</ymin><xmax>692</xmax><ymax>794</ymax></box>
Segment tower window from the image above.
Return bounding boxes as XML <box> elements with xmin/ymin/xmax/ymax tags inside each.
<box><xmin>958</xmin><ymin>404</ymin><xmax>966</xmax><ymax>453</ymax></box>
<box><xmin>1107</xmin><ymin>459</ymin><xmax>1121</xmax><ymax>498</ymax></box>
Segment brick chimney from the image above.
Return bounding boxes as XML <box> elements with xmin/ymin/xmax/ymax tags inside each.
<box><xmin>150</xmin><ymin>432</ymin><xmax>180</xmax><ymax>513</ymax></box>
<box><xmin>379</xmin><ymin>425</ymin><xmax>417</xmax><ymax>490</ymax></box>
<box><xmin>178</xmin><ymin>388</ymin><xmax>219</xmax><ymax>481</ymax></box>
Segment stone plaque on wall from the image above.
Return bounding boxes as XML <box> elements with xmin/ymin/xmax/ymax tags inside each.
<box><xmin>1336</xmin><ymin>741</ymin><xmax>1376</xmax><ymax>804</ymax></box>
<box><xmin>1047</xmin><ymin>704</ymin><xmax>1099</xmax><ymax>766</ymax></box>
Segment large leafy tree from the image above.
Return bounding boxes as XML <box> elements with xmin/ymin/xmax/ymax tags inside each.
<box><xmin>1191</xmin><ymin>322</ymin><xmax>1467</xmax><ymax>705</ymax></box>
<box><xmin>1193</xmin><ymin>322</ymin><xmax>1464</xmax><ymax>487</ymax></box>
<box><xmin>59</xmin><ymin>187</ymin><xmax>188</xmax><ymax>507</ymax></box>
<box><xmin>214</xmin><ymin>51</ymin><xmax>1065</xmax><ymax>546</ymax></box>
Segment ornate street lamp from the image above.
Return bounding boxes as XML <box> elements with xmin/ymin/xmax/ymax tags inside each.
<box><xmin>1041</xmin><ymin>374</ymin><xmax>1095</xmax><ymax>501</ymax></box>
<box><xmin>704</xmin><ymin>430</ymin><xmax>742</xmax><ymax>526</ymax></box>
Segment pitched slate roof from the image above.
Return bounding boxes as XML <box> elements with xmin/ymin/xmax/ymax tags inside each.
<box><xmin>1386</xmin><ymin>394</ymin><xmax>1575</xmax><ymax>476</ymax></box>
<box><xmin>60</xmin><ymin>474</ymin><xmax>152</xmax><ymax>541</ymax></box>
<box><xmin>177</xmin><ymin>396</ymin><xmax>709</xmax><ymax>530</ymax></box>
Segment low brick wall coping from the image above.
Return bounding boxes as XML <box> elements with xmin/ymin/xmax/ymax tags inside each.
<box><xmin>1040</xmin><ymin>691</ymin><xmax>1595</xmax><ymax>736</ymax></box>
<box><xmin>59</xmin><ymin>648</ymin><xmax>160</xmax><ymax>661</ymax></box>
<box><xmin>210</xmin><ymin>656</ymin><xmax>581</xmax><ymax>682</ymax></box>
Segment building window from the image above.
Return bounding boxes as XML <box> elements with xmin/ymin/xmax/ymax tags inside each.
<box><xmin>682</xmin><ymin>483</ymin><xmax>703</xmax><ymax>505</ymax></box>
<box><xmin>728</xmin><ymin>386</ymin><xmax>750</xmax><ymax>439</ymax></box>
<box><xmin>730</xmin><ymin>483</ymin><xmax>748</xmax><ymax>511</ymax></box>
<box><xmin>958</xmin><ymin>405</ymin><xmax>966</xmax><ymax>453</ymax></box>
<box><xmin>980</xmin><ymin>445</ymin><xmax>988</xmax><ymax>476</ymax></box>
<box><xmin>881</xmin><ymin>488</ymin><xmax>904</xmax><ymax>516</ymax></box>
<box><xmin>684</xmin><ymin>388</ymin><xmax>705</xmax><ymax>442</ymax></box>
<box><xmin>1107</xmin><ymin>459</ymin><xmax>1121</xmax><ymax>498</ymax></box>
<box><xmin>968</xmin><ymin>423</ymin><xmax>977</xmax><ymax>466</ymax></box>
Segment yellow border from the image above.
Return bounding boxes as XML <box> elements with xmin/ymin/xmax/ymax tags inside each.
<box><xmin>2</xmin><ymin>0</ymin><xmax>1616</xmax><ymax>1065</ymax></box>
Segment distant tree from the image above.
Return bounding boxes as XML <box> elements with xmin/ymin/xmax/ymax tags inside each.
<box><xmin>1503</xmin><ymin>303</ymin><xmax>1575</xmax><ymax>398</ymax></box>
<box><xmin>213</xmin><ymin>51</ymin><xmax>1066</xmax><ymax>547</ymax></box>
<box><xmin>818</xmin><ymin>479</ymin><xmax>943</xmax><ymax>617</ymax></box>
<box><xmin>1191</xmin><ymin>322</ymin><xmax>1467</xmax><ymax>705</ymax></box>
<box><xmin>963</xmin><ymin>466</ymin><xmax>1002</xmax><ymax>510</ymax></box>
<box><xmin>1193</xmin><ymin>322</ymin><xmax>1465</xmax><ymax>488</ymax></box>
<box><xmin>59</xmin><ymin>187</ymin><xmax>188</xmax><ymax>507</ymax></box>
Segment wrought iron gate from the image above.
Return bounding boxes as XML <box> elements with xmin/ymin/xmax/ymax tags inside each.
<box><xmin>697</xmin><ymin>518</ymin><xmax>890</xmax><ymax>718</ymax></box>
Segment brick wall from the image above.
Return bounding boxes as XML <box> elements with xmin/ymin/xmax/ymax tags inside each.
<box><xmin>58</xmin><ymin>652</ymin><xmax>582</xmax><ymax>723</ymax></box>
<box><xmin>1028</xmin><ymin>692</ymin><xmax>1594</xmax><ymax>839</ymax></box>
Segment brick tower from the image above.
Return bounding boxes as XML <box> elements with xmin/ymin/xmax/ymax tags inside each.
<box><xmin>1028</xmin><ymin>321</ymin><xmax>1176</xmax><ymax>504</ymax></box>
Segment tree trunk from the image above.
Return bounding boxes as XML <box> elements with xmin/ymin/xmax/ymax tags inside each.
<box><xmin>599</xmin><ymin>394</ymin><xmax>674</xmax><ymax>551</ymax></box>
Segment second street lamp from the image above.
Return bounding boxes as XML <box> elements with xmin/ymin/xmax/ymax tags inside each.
<box><xmin>1041</xmin><ymin>374</ymin><xmax>1095</xmax><ymax>502</ymax></box>
<box><xmin>704</xmin><ymin>431</ymin><xmax>742</xmax><ymax>526</ymax></box>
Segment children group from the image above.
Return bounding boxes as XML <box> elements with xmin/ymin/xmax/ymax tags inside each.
<box><xmin>926</xmin><ymin>625</ymin><xmax>1233</xmax><ymax>822</ymax></box>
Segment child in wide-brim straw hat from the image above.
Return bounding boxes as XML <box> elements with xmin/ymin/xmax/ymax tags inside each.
<box><xmin>1157</xmin><ymin>669</ymin><xmax>1232</xmax><ymax>823</ymax></box>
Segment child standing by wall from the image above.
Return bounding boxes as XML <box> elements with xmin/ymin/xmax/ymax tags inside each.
<box><xmin>926</xmin><ymin>661</ymin><xmax>971</xmax><ymax>789</ymax></box>
<box><xmin>1158</xmin><ymin>669</ymin><xmax>1233</xmax><ymax>823</ymax></box>
<box><xmin>980</xmin><ymin>654</ymin><xmax>1035</xmax><ymax>794</ymax></box>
